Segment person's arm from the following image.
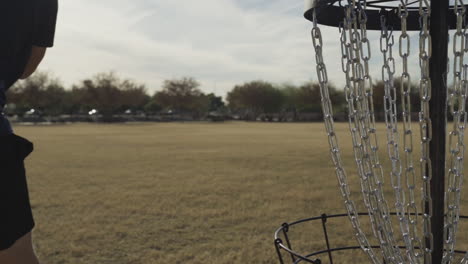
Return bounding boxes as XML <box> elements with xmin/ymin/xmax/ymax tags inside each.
<box><xmin>20</xmin><ymin>46</ymin><xmax>47</xmax><ymax>79</ymax></box>
<box><xmin>21</xmin><ymin>0</ymin><xmax>58</xmax><ymax>79</ymax></box>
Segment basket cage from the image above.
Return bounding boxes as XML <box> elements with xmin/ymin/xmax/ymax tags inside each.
<box><xmin>276</xmin><ymin>1</ymin><xmax>468</xmax><ymax>264</ymax></box>
<box><xmin>274</xmin><ymin>213</ymin><xmax>468</xmax><ymax>264</ymax></box>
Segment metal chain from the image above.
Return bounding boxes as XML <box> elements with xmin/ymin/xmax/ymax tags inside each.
<box><xmin>342</xmin><ymin>3</ymin><xmax>382</xmax><ymax>253</ymax></box>
<box><xmin>444</xmin><ymin>1</ymin><xmax>467</xmax><ymax>263</ymax></box>
<box><xmin>379</xmin><ymin>13</ymin><xmax>413</xmax><ymax>264</ymax></box>
<box><xmin>311</xmin><ymin>9</ymin><xmax>381</xmax><ymax>264</ymax></box>
<box><xmin>345</xmin><ymin>1</ymin><xmax>403</xmax><ymax>263</ymax></box>
<box><xmin>310</xmin><ymin>1</ymin><xmax>468</xmax><ymax>264</ymax></box>
<box><xmin>341</xmin><ymin>8</ymin><xmax>377</xmax><ymax>241</ymax></box>
<box><xmin>398</xmin><ymin>1</ymin><xmax>424</xmax><ymax>263</ymax></box>
<box><xmin>418</xmin><ymin>0</ymin><xmax>433</xmax><ymax>263</ymax></box>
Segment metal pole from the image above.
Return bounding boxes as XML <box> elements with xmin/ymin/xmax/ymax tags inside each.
<box><xmin>275</xmin><ymin>239</ymin><xmax>286</xmax><ymax>264</ymax></box>
<box><xmin>320</xmin><ymin>214</ymin><xmax>334</xmax><ymax>264</ymax></box>
<box><xmin>282</xmin><ymin>223</ymin><xmax>296</xmax><ymax>263</ymax></box>
<box><xmin>429</xmin><ymin>0</ymin><xmax>449</xmax><ymax>263</ymax></box>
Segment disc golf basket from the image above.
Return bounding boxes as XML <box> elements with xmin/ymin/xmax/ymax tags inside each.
<box><xmin>274</xmin><ymin>0</ymin><xmax>468</xmax><ymax>263</ymax></box>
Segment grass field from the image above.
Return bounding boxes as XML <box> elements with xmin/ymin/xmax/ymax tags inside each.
<box><xmin>12</xmin><ymin>122</ymin><xmax>468</xmax><ymax>264</ymax></box>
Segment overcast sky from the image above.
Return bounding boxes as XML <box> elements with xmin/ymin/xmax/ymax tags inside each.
<box><xmin>38</xmin><ymin>0</ymin><xmax>324</xmax><ymax>97</ymax></box>
<box><xmin>41</xmin><ymin>0</ymin><xmax>450</xmax><ymax>98</ymax></box>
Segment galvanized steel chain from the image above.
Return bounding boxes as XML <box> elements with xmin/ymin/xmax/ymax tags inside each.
<box><xmin>341</xmin><ymin>4</ymin><xmax>385</xmax><ymax>263</ymax></box>
<box><xmin>309</xmin><ymin>1</ymin><xmax>468</xmax><ymax>264</ymax></box>
<box><xmin>344</xmin><ymin>1</ymin><xmax>402</xmax><ymax>263</ymax></box>
<box><xmin>342</xmin><ymin>1</ymin><xmax>377</xmax><ymax>240</ymax></box>
<box><xmin>418</xmin><ymin>0</ymin><xmax>433</xmax><ymax>263</ymax></box>
<box><xmin>311</xmin><ymin>8</ymin><xmax>381</xmax><ymax>264</ymax></box>
<box><xmin>398</xmin><ymin>1</ymin><xmax>424</xmax><ymax>263</ymax></box>
<box><xmin>444</xmin><ymin>1</ymin><xmax>467</xmax><ymax>263</ymax></box>
<box><xmin>379</xmin><ymin>12</ymin><xmax>413</xmax><ymax>264</ymax></box>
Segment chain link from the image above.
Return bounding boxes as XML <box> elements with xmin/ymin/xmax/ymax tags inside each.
<box><xmin>312</xmin><ymin>8</ymin><xmax>382</xmax><ymax>264</ymax></box>
<box><xmin>344</xmin><ymin>1</ymin><xmax>403</xmax><ymax>263</ymax></box>
<box><xmin>310</xmin><ymin>1</ymin><xmax>468</xmax><ymax>264</ymax></box>
<box><xmin>443</xmin><ymin>1</ymin><xmax>467</xmax><ymax>263</ymax></box>
<box><xmin>417</xmin><ymin>1</ymin><xmax>434</xmax><ymax>263</ymax></box>
<box><xmin>398</xmin><ymin>1</ymin><xmax>424</xmax><ymax>263</ymax></box>
<box><xmin>343</xmin><ymin>4</ymin><xmax>386</xmax><ymax>262</ymax></box>
<box><xmin>379</xmin><ymin>12</ymin><xmax>413</xmax><ymax>264</ymax></box>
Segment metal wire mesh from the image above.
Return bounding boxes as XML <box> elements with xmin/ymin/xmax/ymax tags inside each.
<box><xmin>288</xmin><ymin>0</ymin><xmax>468</xmax><ymax>263</ymax></box>
<box><xmin>274</xmin><ymin>213</ymin><xmax>468</xmax><ymax>264</ymax></box>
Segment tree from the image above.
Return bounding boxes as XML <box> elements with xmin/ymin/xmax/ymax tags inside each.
<box><xmin>7</xmin><ymin>72</ymin><xmax>67</xmax><ymax>115</ymax></box>
<box><xmin>72</xmin><ymin>72</ymin><xmax>149</xmax><ymax>119</ymax></box>
<box><xmin>206</xmin><ymin>93</ymin><xmax>225</xmax><ymax>112</ymax></box>
<box><xmin>227</xmin><ymin>81</ymin><xmax>285</xmax><ymax>119</ymax></box>
<box><xmin>328</xmin><ymin>84</ymin><xmax>346</xmax><ymax>114</ymax></box>
<box><xmin>372</xmin><ymin>79</ymin><xmax>420</xmax><ymax>115</ymax></box>
<box><xmin>293</xmin><ymin>82</ymin><xmax>322</xmax><ymax>113</ymax></box>
<box><xmin>278</xmin><ymin>82</ymin><xmax>344</xmax><ymax>114</ymax></box>
<box><xmin>119</xmin><ymin>80</ymin><xmax>151</xmax><ymax>112</ymax></box>
<box><xmin>72</xmin><ymin>73</ymin><xmax>122</xmax><ymax>118</ymax></box>
<box><xmin>278</xmin><ymin>83</ymin><xmax>301</xmax><ymax>120</ymax></box>
<box><xmin>143</xmin><ymin>100</ymin><xmax>162</xmax><ymax>114</ymax></box>
<box><xmin>154</xmin><ymin>77</ymin><xmax>209</xmax><ymax>115</ymax></box>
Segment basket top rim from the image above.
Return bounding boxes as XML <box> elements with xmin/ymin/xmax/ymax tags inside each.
<box><xmin>304</xmin><ymin>0</ymin><xmax>468</xmax><ymax>31</ymax></box>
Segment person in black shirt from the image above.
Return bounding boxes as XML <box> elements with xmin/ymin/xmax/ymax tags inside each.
<box><xmin>0</xmin><ymin>1</ymin><xmax>58</xmax><ymax>263</ymax></box>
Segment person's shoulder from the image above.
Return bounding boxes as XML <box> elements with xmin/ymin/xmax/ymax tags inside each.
<box><xmin>0</xmin><ymin>1</ymin><xmax>33</xmax><ymax>27</ymax></box>
<box><xmin>32</xmin><ymin>0</ymin><xmax>59</xmax><ymax>48</ymax></box>
<box><xmin>0</xmin><ymin>0</ymin><xmax>32</xmax><ymax>9</ymax></box>
<box><xmin>35</xmin><ymin>0</ymin><xmax>58</xmax><ymax>10</ymax></box>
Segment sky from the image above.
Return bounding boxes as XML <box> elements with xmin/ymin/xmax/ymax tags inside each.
<box><xmin>40</xmin><ymin>0</ymin><xmax>458</xmax><ymax>98</ymax></box>
<box><xmin>40</xmin><ymin>0</ymin><xmax>319</xmax><ymax>97</ymax></box>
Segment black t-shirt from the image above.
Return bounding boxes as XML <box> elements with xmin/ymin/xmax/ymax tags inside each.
<box><xmin>0</xmin><ymin>0</ymin><xmax>58</xmax><ymax>89</ymax></box>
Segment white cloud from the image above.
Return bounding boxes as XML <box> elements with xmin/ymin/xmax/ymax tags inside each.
<box><xmin>41</xmin><ymin>0</ymin><xmax>436</xmax><ymax>97</ymax></box>
<box><xmin>40</xmin><ymin>0</ymin><xmax>317</xmax><ymax>96</ymax></box>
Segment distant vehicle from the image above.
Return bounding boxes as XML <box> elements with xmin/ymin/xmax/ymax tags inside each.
<box><xmin>25</xmin><ymin>108</ymin><xmax>43</xmax><ymax>116</ymax></box>
<box><xmin>207</xmin><ymin>111</ymin><xmax>226</xmax><ymax>122</ymax></box>
<box><xmin>25</xmin><ymin>108</ymin><xmax>36</xmax><ymax>115</ymax></box>
<box><xmin>88</xmin><ymin>109</ymin><xmax>99</xmax><ymax>116</ymax></box>
<box><xmin>22</xmin><ymin>108</ymin><xmax>45</xmax><ymax>122</ymax></box>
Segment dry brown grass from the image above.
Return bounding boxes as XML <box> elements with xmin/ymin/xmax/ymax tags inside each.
<box><xmin>11</xmin><ymin>122</ymin><xmax>468</xmax><ymax>264</ymax></box>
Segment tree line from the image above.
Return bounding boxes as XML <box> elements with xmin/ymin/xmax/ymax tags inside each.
<box><xmin>6</xmin><ymin>72</ymin><xmax>224</xmax><ymax>120</ymax></box>
<box><xmin>5</xmin><ymin>72</ymin><xmax>423</xmax><ymax>121</ymax></box>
